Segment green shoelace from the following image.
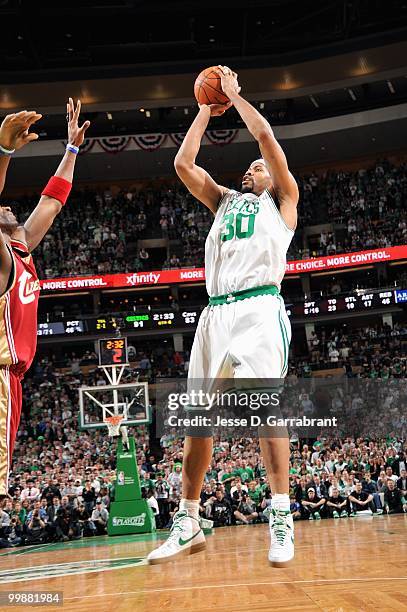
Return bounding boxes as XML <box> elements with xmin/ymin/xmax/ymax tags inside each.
<box><xmin>271</xmin><ymin>509</ymin><xmax>290</xmax><ymax>545</ymax></box>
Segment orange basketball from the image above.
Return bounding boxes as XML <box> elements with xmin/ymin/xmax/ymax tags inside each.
<box><xmin>194</xmin><ymin>66</ymin><xmax>230</xmax><ymax>106</ymax></box>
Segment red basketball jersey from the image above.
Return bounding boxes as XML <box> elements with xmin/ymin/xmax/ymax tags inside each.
<box><xmin>0</xmin><ymin>239</ymin><xmax>40</xmax><ymax>376</ymax></box>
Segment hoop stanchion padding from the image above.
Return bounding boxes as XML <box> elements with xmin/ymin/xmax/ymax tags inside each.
<box><xmin>108</xmin><ymin>438</ymin><xmax>155</xmax><ymax>535</ymax></box>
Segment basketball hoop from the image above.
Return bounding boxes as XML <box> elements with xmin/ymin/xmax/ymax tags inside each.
<box><xmin>104</xmin><ymin>414</ymin><xmax>125</xmax><ymax>437</ymax></box>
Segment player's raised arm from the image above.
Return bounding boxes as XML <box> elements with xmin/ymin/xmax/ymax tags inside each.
<box><xmin>216</xmin><ymin>66</ymin><xmax>299</xmax><ymax>229</ymax></box>
<box><xmin>174</xmin><ymin>104</ymin><xmax>231</xmax><ymax>214</ymax></box>
<box><xmin>23</xmin><ymin>98</ymin><xmax>90</xmax><ymax>252</ymax></box>
<box><xmin>0</xmin><ymin>111</ymin><xmax>42</xmax><ymax>196</ymax></box>
<box><xmin>0</xmin><ymin>110</ymin><xmax>42</xmax><ymax>294</ymax></box>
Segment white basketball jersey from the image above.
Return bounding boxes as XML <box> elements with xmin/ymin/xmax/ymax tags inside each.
<box><xmin>205</xmin><ymin>189</ymin><xmax>294</xmax><ymax>296</ymax></box>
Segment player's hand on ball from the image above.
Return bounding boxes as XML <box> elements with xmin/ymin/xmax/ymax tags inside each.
<box><xmin>67</xmin><ymin>98</ymin><xmax>90</xmax><ymax>147</ymax></box>
<box><xmin>199</xmin><ymin>102</ymin><xmax>233</xmax><ymax>117</ymax></box>
<box><xmin>216</xmin><ymin>65</ymin><xmax>241</xmax><ymax>100</ymax></box>
<box><xmin>0</xmin><ymin>110</ymin><xmax>42</xmax><ymax>150</ymax></box>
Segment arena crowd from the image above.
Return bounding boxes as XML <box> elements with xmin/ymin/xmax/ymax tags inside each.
<box><xmin>2</xmin><ymin>155</ymin><xmax>405</xmax><ymax>548</ymax></box>
<box><xmin>9</xmin><ymin>159</ymin><xmax>407</xmax><ymax>279</ymax></box>
<box><xmin>2</xmin><ymin>431</ymin><xmax>406</xmax><ymax>547</ymax></box>
<box><xmin>2</xmin><ymin>327</ymin><xmax>405</xmax><ymax>547</ymax></box>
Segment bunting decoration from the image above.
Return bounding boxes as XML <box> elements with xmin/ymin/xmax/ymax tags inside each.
<box><xmin>205</xmin><ymin>129</ymin><xmax>238</xmax><ymax>146</ymax></box>
<box><xmin>169</xmin><ymin>132</ymin><xmax>186</xmax><ymax>147</ymax></box>
<box><xmin>133</xmin><ymin>133</ymin><xmax>167</xmax><ymax>151</ymax></box>
<box><xmin>98</xmin><ymin>136</ymin><xmax>131</xmax><ymax>154</ymax></box>
<box><xmin>60</xmin><ymin>129</ymin><xmax>239</xmax><ymax>156</ymax></box>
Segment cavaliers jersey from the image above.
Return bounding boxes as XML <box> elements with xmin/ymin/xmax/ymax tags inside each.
<box><xmin>205</xmin><ymin>189</ymin><xmax>294</xmax><ymax>296</ymax></box>
<box><xmin>0</xmin><ymin>239</ymin><xmax>40</xmax><ymax>376</ymax></box>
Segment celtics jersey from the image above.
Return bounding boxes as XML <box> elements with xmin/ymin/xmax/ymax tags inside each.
<box><xmin>205</xmin><ymin>189</ymin><xmax>294</xmax><ymax>296</ymax></box>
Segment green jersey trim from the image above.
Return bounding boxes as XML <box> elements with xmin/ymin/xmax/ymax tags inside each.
<box><xmin>278</xmin><ymin>295</ymin><xmax>289</xmax><ymax>376</ymax></box>
<box><xmin>208</xmin><ymin>283</ymin><xmax>279</xmax><ymax>306</ymax></box>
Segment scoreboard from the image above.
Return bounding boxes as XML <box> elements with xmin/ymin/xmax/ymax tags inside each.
<box><xmin>37</xmin><ymin>289</ymin><xmax>405</xmax><ymax>337</ymax></box>
<box><xmin>125</xmin><ymin>310</ymin><xmax>198</xmax><ymax>329</ymax></box>
<box><xmin>395</xmin><ymin>289</ymin><xmax>407</xmax><ymax>303</ymax></box>
<box><xmin>286</xmin><ymin>290</ymin><xmax>395</xmax><ymax>318</ymax></box>
<box><xmin>38</xmin><ymin>320</ymin><xmax>85</xmax><ymax>336</ymax></box>
<box><xmin>37</xmin><ymin>310</ymin><xmax>199</xmax><ymax>337</ymax></box>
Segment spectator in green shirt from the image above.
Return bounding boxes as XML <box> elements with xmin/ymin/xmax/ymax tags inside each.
<box><xmin>11</xmin><ymin>501</ymin><xmax>26</xmax><ymax>527</ymax></box>
<box><xmin>220</xmin><ymin>468</ymin><xmax>235</xmax><ymax>492</ymax></box>
<box><xmin>204</xmin><ymin>464</ymin><xmax>218</xmax><ymax>482</ymax></box>
<box><xmin>234</xmin><ymin>460</ymin><xmax>254</xmax><ymax>484</ymax></box>
<box><xmin>247</xmin><ymin>481</ymin><xmax>263</xmax><ymax>508</ymax></box>
<box><xmin>140</xmin><ymin>472</ymin><xmax>156</xmax><ymax>495</ymax></box>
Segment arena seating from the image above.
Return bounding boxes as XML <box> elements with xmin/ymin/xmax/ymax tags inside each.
<box><xmin>10</xmin><ymin>159</ymin><xmax>407</xmax><ymax>279</ymax></box>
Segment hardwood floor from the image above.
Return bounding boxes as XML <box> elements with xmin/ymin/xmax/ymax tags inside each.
<box><xmin>0</xmin><ymin>514</ymin><xmax>406</xmax><ymax>611</ymax></box>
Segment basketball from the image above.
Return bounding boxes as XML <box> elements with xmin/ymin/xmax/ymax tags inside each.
<box><xmin>194</xmin><ymin>66</ymin><xmax>230</xmax><ymax>105</ymax></box>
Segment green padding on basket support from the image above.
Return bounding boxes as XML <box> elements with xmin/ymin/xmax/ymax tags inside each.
<box><xmin>108</xmin><ymin>499</ymin><xmax>156</xmax><ymax>535</ymax></box>
<box><xmin>107</xmin><ymin>437</ymin><xmax>155</xmax><ymax>535</ymax></box>
<box><xmin>114</xmin><ymin>438</ymin><xmax>143</xmax><ymax>502</ymax></box>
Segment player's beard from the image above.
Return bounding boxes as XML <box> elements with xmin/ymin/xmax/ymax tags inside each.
<box><xmin>241</xmin><ymin>182</ymin><xmax>254</xmax><ymax>193</ymax></box>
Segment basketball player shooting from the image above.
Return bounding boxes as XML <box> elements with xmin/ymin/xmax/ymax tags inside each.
<box><xmin>0</xmin><ymin>100</ymin><xmax>90</xmax><ymax>499</ymax></box>
<box><xmin>148</xmin><ymin>66</ymin><xmax>298</xmax><ymax>567</ymax></box>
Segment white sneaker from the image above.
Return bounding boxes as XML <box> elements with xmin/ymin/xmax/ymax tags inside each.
<box><xmin>268</xmin><ymin>507</ymin><xmax>294</xmax><ymax>567</ymax></box>
<box><xmin>147</xmin><ymin>510</ymin><xmax>206</xmax><ymax>565</ymax></box>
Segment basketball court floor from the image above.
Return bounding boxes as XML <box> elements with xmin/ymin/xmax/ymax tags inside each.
<box><xmin>1</xmin><ymin>515</ymin><xmax>406</xmax><ymax>611</ymax></box>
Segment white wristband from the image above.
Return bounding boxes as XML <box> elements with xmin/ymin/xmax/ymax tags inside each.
<box><xmin>66</xmin><ymin>143</ymin><xmax>79</xmax><ymax>155</ymax></box>
<box><xmin>0</xmin><ymin>143</ymin><xmax>15</xmax><ymax>156</ymax></box>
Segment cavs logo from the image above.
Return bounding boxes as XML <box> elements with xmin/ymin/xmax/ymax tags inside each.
<box><xmin>18</xmin><ymin>270</ymin><xmax>40</xmax><ymax>304</ymax></box>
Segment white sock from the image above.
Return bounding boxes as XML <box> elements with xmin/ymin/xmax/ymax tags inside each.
<box><xmin>179</xmin><ymin>498</ymin><xmax>200</xmax><ymax>520</ymax></box>
<box><xmin>271</xmin><ymin>493</ymin><xmax>290</xmax><ymax>512</ymax></box>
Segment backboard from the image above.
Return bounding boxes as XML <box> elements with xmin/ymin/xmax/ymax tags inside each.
<box><xmin>79</xmin><ymin>381</ymin><xmax>151</xmax><ymax>430</ymax></box>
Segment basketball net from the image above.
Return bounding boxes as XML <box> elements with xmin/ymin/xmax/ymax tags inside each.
<box><xmin>104</xmin><ymin>414</ymin><xmax>125</xmax><ymax>438</ymax></box>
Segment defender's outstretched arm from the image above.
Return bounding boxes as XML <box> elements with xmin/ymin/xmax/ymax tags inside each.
<box><xmin>24</xmin><ymin>98</ymin><xmax>90</xmax><ymax>252</ymax></box>
<box><xmin>174</xmin><ymin>103</ymin><xmax>230</xmax><ymax>214</ymax></box>
<box><xmin>0</xmin><ymin>111</ymin><xmax>42</xmax><ymax>293</ymax></box>
<box><xmin>0</xmin><ymin>111</ymin><xmax>42</xmax><ymax>197</ymax></box>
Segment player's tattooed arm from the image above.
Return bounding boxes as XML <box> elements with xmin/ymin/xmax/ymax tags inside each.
<box><xmin>0</xmin><ymin>111</ymin><xmax>42</xmax><ymax>196</ymax></box>
<box><xmin>216</xmin><ymin>66</ymin><xmax>298</xmax><ymax>229</ymax></box>
<box><xmin>174</xmin><ymin>104</ymin><xmax>229</xmax><ymax>214</ymax></box>
<box><xmin>24</xmin><ymin>99</ymin><xmax>90</xmax><ymax>251</ymax></box>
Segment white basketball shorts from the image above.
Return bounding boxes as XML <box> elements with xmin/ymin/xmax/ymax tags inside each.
<box><xmin>187</xmin><ymin>293</ymin><xmax>291</xmax><ymax>384</ymax></box>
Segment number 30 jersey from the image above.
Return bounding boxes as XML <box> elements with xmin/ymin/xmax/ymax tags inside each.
<box><xmin>205</xmin><ymin>189</ymin><xmax>295</xmax><ymax>296</ymax></box>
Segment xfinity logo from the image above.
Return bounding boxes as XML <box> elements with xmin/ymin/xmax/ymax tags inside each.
<box><xmin>112</xmin><ymin>513</ymin><xmax>146</xmax><ymax>527</ymax></box>
<box><xmin>126</xmin><ymin>272</ymin><xmax>160</xmax><ymax>286</ymax></box>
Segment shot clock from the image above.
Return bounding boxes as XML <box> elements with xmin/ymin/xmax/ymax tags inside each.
<box><xmin>99</xmin><ymin>338</ymin><xmax>128</xmax><ymax>366</ymax></box>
